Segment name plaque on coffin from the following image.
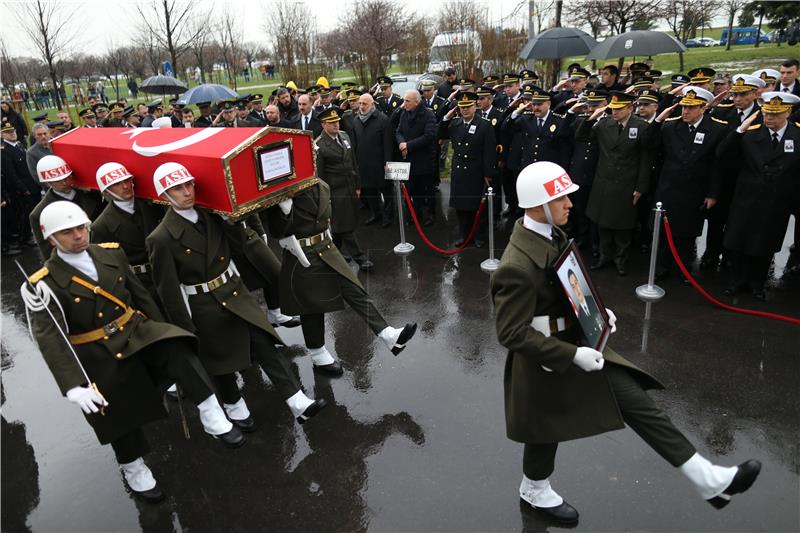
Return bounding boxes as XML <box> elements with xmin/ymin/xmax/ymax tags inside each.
<box><xmin>51</xmin><ymin>127</ymin><xmax>319</xmax><ymax>219</ymax></box>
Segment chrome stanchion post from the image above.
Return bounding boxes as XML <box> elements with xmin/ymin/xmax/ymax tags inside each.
<box><xmin>481</xmin><ymin>187</ymin><xmax>501</xmax><ymax>273</ymax></box>
<box><xmin>636</xmin><ymin>202</ymin><xmax>666</xmax><ymax>301</ymax></box>
<box><xmin>393</xmin><ymin>180</ymin><xmax>414</xmax><ymax>256</ymax></box>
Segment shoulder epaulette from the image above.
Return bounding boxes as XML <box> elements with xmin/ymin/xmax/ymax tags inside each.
<box><xmin>28</xmin><ymin>267</ymin><xmax>49</xmax><ymax>283</ymax></box>
<box><xmin>97</xmin><ymin>242</ymin><xmax>120</xmax><ymax>249</ymax></box>
<box><xmin>666</xmin><ymin>116</ymin><xmax>681</xmax><ymax>121</ymax></box>
<box><xmin>716</xmin><ymin>102</ymin><xmax>734</xmax><ymax>108</ymax></box>
<box><xmin>552</xmin><ymin>112</ymin><xmax>565</xmax><ymax>118</ymax></box>
<box><xmin>711</xmin><ymin>116</ymin><xmax>728</xmax><ymax>124</ymax></box>
<box><xmin>746</xmin><ymin>124</ymin><xmax>761</xmax><ymax>131</ymax></box>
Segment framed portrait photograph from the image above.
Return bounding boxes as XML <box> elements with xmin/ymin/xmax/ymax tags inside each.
<box><xmin>554</xmin><ymin>241</ymin><xmax>611</xmax><ymax>352</ymax></box>
<box><xmin>254</xmin><ymin>140</ymin><xmax>295</xmax><ymax>189</ymax></box>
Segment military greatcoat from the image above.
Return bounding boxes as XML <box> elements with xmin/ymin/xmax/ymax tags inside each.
<box><xmin>491</xmin><ymin>220</ymin><xmax>661</xmax><ymax>444</ymax></box>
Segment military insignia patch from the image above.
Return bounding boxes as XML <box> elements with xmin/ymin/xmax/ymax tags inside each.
<box><xmin>491</xmin><ymin>118</ymin><xmax>497</xmax><ymax>126</ymax></box>
<box><xmin>549</xmin><ymin>124</ymin><xmax>556</xmax><ymax>132</ymax></box>
<box><xmin>392</xmin><ymin>101</ymin><xmax>397</xmax><ymax>107</ymax></box>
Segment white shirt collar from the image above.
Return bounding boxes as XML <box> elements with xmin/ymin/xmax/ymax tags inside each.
<box><xmin>738</xmin><ymin>103</ymin><xmax>754</xmax><ymax>117</ymax></box>
<box><xmin>690</xmin><ymin>116</ymin><xmax>704</xmax><ymax>129</ymax></box>
<box><xmin>57</xmin><ymin>249</ymin><xmax>98</xmax><ymax>281</ymax></box>
<box><xmin>769</xmin><ymin>122</ymin><xmax>788</xmax><ymax>140</ymax></box>
<box><xmin>113</xmin><ymin>198</ymin><xmax>135</xmax><ymax>214</ymax></box>
<box><xmin>52</xmin><ymin>188</ymin><xmax>76</xmax><ymax>201</ymax></box>
<box><xmin>781</xmin><ymin>81</ymin><xmax>796</xmax><ymax>92</ymax></box>
<box><xmin>522</xmin><ymin>214</ymin><xmax>553</xmax><ymax>241</ymax></box>
<box><xmin>174</xmin><ymin>207</ymin><xmax>199</xmax><ymax>224</ymax></box>
<box><xmin>538</xmin><ymin>111</ymin><xmax>550</xmax><ymax>123</ymax></box>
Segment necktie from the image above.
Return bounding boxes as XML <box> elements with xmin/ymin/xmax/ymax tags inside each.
<box><xmin>537</xmin><ymin>118</ymin><xmax>543</xmax><ymax>130</ymax></box>
<box><xmin>738</xmin><ymin>110</ymin><xmax>745</xmax><ymax>123</ymax></box>
<box><xmin>618</xmin><ymin>123</ymin><xmax>623</xmax><ymax>134</ymax></box>
<box><xmin>772</xmin><ymin>132</ymin><xmax>779</xmax><ymax>148</ymax></box>
<box><xmin>784</xmin><ymin>87</ymin><xmax>790</xmax><ymax>93</ymax></box>
<box><xmin>689</xmin><ymin>125</ymin><xmax>696</xmax><ymax>136</ymax></box>
<box><xmin>302</xmin><ymin>116</ymin><xmax>307</xmax><ymax>130</ymax></box>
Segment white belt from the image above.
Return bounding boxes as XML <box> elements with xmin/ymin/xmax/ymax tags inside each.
<box><xmin>530</xmin><ymin>315</ymin><xmax>568</xmax><ymax>337</ymax></box>
<box><xmin>131</xmin><ymin>263</ymin><xmax>151</xmax><ymax>275</ymax></box>
<box><xmin>182</xmin><ymin>264</ymin><xmax>237</xmax><ymax>295</ymax></box>
<box><xmin>297</xmin><ymin>228</ymin><xmax>332</xmax><ymax>248</ymax></box>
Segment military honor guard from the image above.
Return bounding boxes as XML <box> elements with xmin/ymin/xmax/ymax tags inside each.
<box><xmin>717</xmin><ymin>92</ymin><xmax>800</xmax><ymax>300</ymax></box>
<box><xmin>264</xmin><ymin>179</ymin><xmax>417</xmax><ymax>377</ymax></box>
<box><xmin>146</xmin><ymin>163</ymin><xmax>327</xmax><ymax>430</ymax></box>
<box><xmin>21</xmin><ymin>201</ymin><xmax>243</xmax><ymax>502</ymax></box>
<box><xmin>491</xmin><ymin>161</ymin><xmax>760</xmax><ymax>525</ymax></box>
<box><xmin>30</xmin><ymin>155</ymin><xmax>103</xmax><ymax>259</ymax></box>
<box><xmin>90</xmin><ymin>162</ymin><xmax>165</xmax><ymax>306</ymax></box>
<box><xmin>576</xmin><ymin>91</ymin><xmax>653</xmax><ymax>276</ymax></box>
<box><xmin>439</xmin><ymin>92</ymin><xmax>497</xmax><ymax>247</ymax></box>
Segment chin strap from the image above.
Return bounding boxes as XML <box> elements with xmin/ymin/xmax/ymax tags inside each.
<box><xmin>542</xmin><ymin>203</ymin><xmax>556</xmax><ymax>226</ymax></box>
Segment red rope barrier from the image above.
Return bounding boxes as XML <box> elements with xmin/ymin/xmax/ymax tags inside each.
<box><xmin>401</xmin><ymin>184</ymin><xmax>487</xmax><ymax>255</ymax></box>
<box><xmin>662</xmin><ymin>216</ymin><xmax>800</xmax><ymax>326</ymax></box>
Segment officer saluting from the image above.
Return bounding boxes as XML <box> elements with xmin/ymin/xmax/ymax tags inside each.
<box><xmin>491</xmin><ymin>161</ymin><xmax>760</xmax><ymax>525</ymax></box>
<box><xmin>146</xmin><ymin>163</ymin><xmax>326</xmax><ymax>430</ymax></box>
<box><xmin>90</xmin><ymin>162</ymin><xmax>165</xmax><ymax>306</ymax></box>
<box><xmin>22</xmin><ymin>201</ymin><xmax>240</xmax><ymax>502</ymax></box>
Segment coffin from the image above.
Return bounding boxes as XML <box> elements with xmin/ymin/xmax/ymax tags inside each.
<box><xmin>50</xmin><ymin>126</ymin><xmax>319</xmax><ymax>219</ymax></box>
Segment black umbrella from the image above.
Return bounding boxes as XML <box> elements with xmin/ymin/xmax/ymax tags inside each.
<box><xmin>519</xmin><ymin>27</ymin><xmax>598</xmax><ymax>60</ymax></box>
<box><xmin>586</xmin><ymin>30</ymin><xmax>686</xmax><ymax>60</ymax></box>
<box><xmin>140</xmin><ymin>74</ymin><xmax>188</xmax><ymax>96</ymax></box>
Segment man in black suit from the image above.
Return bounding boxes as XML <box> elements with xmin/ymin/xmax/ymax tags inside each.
<box><xmin>476</xmin><ymin>85</ymin><xmax>504</xmax><ymax>224</ymax></box>
<box><xmin>567</xmin><ymin>269</ymin><xmax>604</xmax><ymax>348</ymax></box>
<box><xmin>778</xmin><ymin>58</ymin><xmax>800</xmax><ymax>96</ymax></box>
<box><xmin>395</xmin><ymin>89</ymin><xmax>438</xmax><ymax>225</ymax></box>
<box><xmin>1</xmin><ymin>119</ymin><xmax>42</xmax><ymax>252</ymax></box>
<box><xmin>293</xmin><ymin>94</ymin><xmax>322</xmax><ymax>137</ymax></box>
<box><xmin>717</xmin><ymin>91</ymin><xmax>800</xmax><ymax>300</ymax></box>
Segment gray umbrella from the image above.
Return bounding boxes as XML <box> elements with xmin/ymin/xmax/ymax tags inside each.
<box><xmin>140</xmin><ymin>74</ymin><xmax>188</xmax><ymax>95</ymax></box>
<box><xmin>586</xmin><ymin>30</ymin><xmax>686</xmax><ymax>60</ymax></box>
<box><xmin>519</xmin><ymin>27</ymin><xmax>598</xmax><ymax>60</ymax></box>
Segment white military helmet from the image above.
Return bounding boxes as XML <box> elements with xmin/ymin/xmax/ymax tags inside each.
<box><xmin>151</xmin><ymin>116</ymin><xmax>173</xmax><ymax>129</ymax></box>
<box><xmin>39</xmin><ymin>201</ymin><xmax>91</xmax><ymax>239</ymax></box>
<box><xmin>153</xmin><ymin>162</ymin><xmax>195</xmax><ymax>196</ymax></box>
<box><xmin>36</xmin><ymin>154</ymin><xmax>72</xmax><ymax>183</ymax></box>
<box><xmin>517</xmin><ymin>161</ymin><xmax>579</xmax><ymax>209</ymax></box>
<box><xmin>96</xmin><ymin>162</ymin><xmax>133</xmax><ymax>193</ymax></box>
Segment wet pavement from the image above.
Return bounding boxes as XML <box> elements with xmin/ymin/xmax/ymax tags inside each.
<box><xmin>2</xmin><ymin>185</ymin><xmax>799</xmax><ymax>532</ymax></box>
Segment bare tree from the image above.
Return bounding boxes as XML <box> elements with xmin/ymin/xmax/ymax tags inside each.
<box><xmin>602</xmin><ymin>0</ymin><xmax>663</xmax><ymax>35</ymax></box>
<box><xmin>103</xmin><ymin>45</ymin><xmax>129</xmax><ymax>101</ymax></box>
<box><xmin>133</xmin><ymin>31</ymin><xmax>165</xmax><ymax>77</ymax></box>
<box><xmin>14</xmin><ymin>0</ymin><xmax>80</xmax><ymax>109</ymax></box>
<box><xmin>664</xmin><ymin>0</ymin><xmax>720</xmax><ymax>71</ymax></box>
<box><xmin>340</xmin><ymin>0</ymin><xmax>410</xmax><ymax>84</ymax></box>
<box><xmin>188</xmin><ymin>16</ymin><xmax>215</xmax><ymax>84</ymax></box>
<box><xmin>136</xmin><ymin>0</ymin><xmax>205</xmax><ymax>79</ymax></box>
<box><xmin>216</xmin><ymin>10</ymin><xmax>244</xmax><ymax>88</ymax></box>
<box><xmin>397</xmin><ymin>19</ymin><xmax>436</xmax><ymax>74</ymax></box>
<box><xmin>265</xmin><ymin>1</ymin><xmax>321</xmax><ymax>87</ymax></box>
<box><xmin>434</xmin><ymin>1</ymin><xmax>488</xmax><ymax>79</ymax></box>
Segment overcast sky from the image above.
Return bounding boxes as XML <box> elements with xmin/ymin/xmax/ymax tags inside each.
<box><xmin>0</xmin><ymin>0</ymin><xmax>528</xmax><ymax>58</ymax></box>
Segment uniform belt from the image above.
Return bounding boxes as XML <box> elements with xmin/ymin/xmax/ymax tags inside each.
<box><xmin>182</xmin><ymin>264</ymin><xmax>237</xmax><ymax>295</ymax></box>
<box><xmin>68</xmin><ymin>307</ymin><xmax>136</xmax><ymax>345</ymax></box>
<box><xmin>530</xmin><ymin>315</ymin><xmax>571</xmax><ymax>337</ymax></box>
<box><xmin>297</xmin><ymin>229</ymin><xmax>332</xmax><ymax>248</ymax></box>
<box><xmin>131</xmin><ymin>263</ymin><xmax>151</xmax><ymax>275</ymax></box>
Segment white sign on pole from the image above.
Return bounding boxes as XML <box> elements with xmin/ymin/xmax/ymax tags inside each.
<box><xmin>385</xmin><ymin>162</ymin><xmax>411</xmax><ymax>181</ymax></box>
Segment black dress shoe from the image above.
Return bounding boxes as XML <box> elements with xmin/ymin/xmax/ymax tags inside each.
<box><xmin>231</xmin><ymin>416</ymin><xmax>256</xmax><ymax>433</ymax></box>
<box><xmin>391</xmin><ymin>323</ymin><xmax>417</xmax><ymax>356</ymax></box>
<box><xmin>313</xmin><ymin>360</ymin><xmax>344</xmax><ymax>376</ymax></box>
<box><xmin>210</xmin><ymin>425</ymin><xmax>246</xmax><ymax>448</ymax></box>
<box><xmin>165</xmin><ymin>388</ymin><xmax>181</xmax><ymax>401</ymax></box>
<box><xmin>131</xmin><ymin>484</ymin><xmax>165</xmax><ymax>504</ymax></box>
<box><xmin>364</xmin><ymin>215</ymin><xmax>378</xmax><ymax>225</ymax></box>
<box><xmin>640</xmin><ymin>244</ymin><xmax>650</xmax><ymax>254</ymax></box>
<box><xmin>752</xmin><ymin>290</ymin><xmax>766</xmax><ymax>301</ymax></box>
<box><xmin>707</xmin><ymin>459</ymin><xmax>761</xmax><ymax>509</ymax></box>
<box><xmin>1</xmin><ymin>245</ymin><xmax>22</xmax><ymax>257</ymax></box>
<box><xmin>590</xmin><ymin>259</ymin><xmax>609</xmax><ymax>271</ymax></box>
<box><xmin>616</xmin><ymin>266</ymin><xmax>627</xmax><ymax>277</ymax></box>
<box><xmin>356</xmin><ymin>258</ymin><xmax>374</xmax><ymax>271</ymax></box>
<box><xmin>272</xmin><ymin>316</ymin><xmax>301</xmax><ymax>328</ymax></box>
<box><xmin>473</xmin><ymin>238</ymin><xmax>485</xmax><ymax>248</ymax></box>
<box><xmin>521</xmin><ymin>498</ymin><xmax>579</xmax><ymax>525</ymax></box>
<box><xmin>453</xmin><ymin>238</ymin><xmax>466</xmax><ymax>247</ymax></box>
<box><xmin>297</xmin><ymin>398</ymin><xmax>327</xmax><ymax>424</ymax></box>
<box><xmin>422</xmin><ymin>216</ymin><xmax>435</xmax><ymax>227</ymax></box>
<box><xmin>381</xmin><ymin>218</ymin><xmax>392</xmax><ymax>228</ymax></box>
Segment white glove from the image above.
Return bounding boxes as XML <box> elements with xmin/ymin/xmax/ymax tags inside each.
<box><xmin>606</xmin><ymin>308</ymin><xmax>617</xmax><ymax>334</ymax></box>
<box><xmin>573</xmin><ymin>347</ymin><xmax>605</xmax><ymax>372</ymax></box>
<box><xmin>278</xmin><ymin>198</ymin><xmax>293</xmax><ymax>215</ymax></box>
<box><xmin>20</xmin><ymin>280</ymin><xmax>50</xmax><ymax>311</ymax></box>
<box><xmin>66</xmin><ymin>386</ymin><xmax>109</xmax><ymax>414</ymax></box>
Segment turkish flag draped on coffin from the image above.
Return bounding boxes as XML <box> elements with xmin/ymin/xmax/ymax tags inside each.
<box><xmin>51</xmin><ymin>126</ymin><xmax>319</xmax><ymax>219</ymax></box>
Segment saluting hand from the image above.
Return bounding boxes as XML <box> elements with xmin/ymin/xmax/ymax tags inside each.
<box><xmin>706</xmin><ymin>89</ymin><xmax>729</xmax><ymax>109</ymax></box>
<box><xmin>632</xmin><ymin>191</ymin><xmax>642</xmax><ymax>205</ymax></box>
<box><xmin>670</xmin><ymin>82</ymin><xmax>690</xmax><ymax>96</ymax></box>
<box><xmin>656</xmin><ymin>102</ymin><xmax>680</xmax><ymax>123</ymax></box>
<box><xmin>568</xmin><ymin>100</ymin><xmax>587</xmax><ymax>113</ymax></box>
<box><xmin>739</xmin><ymin>109</ymin><xmax>761</xmax><ymax>131</ymax></box>
<box><xmin>589</xmin><ymin>104</ymin><xmax>608</xmax><ymax>121</ymax></box>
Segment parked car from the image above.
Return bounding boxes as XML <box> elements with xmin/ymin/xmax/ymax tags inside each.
<box><xmin>685</xmin><ymin>37</ymin><xmax>716</xmax><ymax>48</ymax></box>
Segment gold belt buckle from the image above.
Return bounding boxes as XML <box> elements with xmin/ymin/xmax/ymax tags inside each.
<box><xmin>206</xmin><ymin>275</ymin><xmax>224</xmax><ymax>291</ymax></box>
<box><xmin>103</xmin><ymin>321</ymin><xmax>120</xmax><ymax>336</ymax></box>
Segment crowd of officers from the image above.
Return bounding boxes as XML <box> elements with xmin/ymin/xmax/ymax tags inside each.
<box><xmin>2</xmin><ymin>58</ymin><xmax>797</xmax><ymax>506</ymax></box>
<box><xmin>8</xmin><ymin>59</ymin><xmax>799</xmax><ymax>296</ymax></box>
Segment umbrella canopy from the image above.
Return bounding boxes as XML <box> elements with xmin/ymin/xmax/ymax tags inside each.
<box><xmin>140</xmin><ymin>74</ymin><xmax>188</xmax><ymax>96</ymax></box>
<box><xmin>586</xmin><ymin>30</ymin><xmax>686</xmax><ymax>60</ymax></box>
<box><xmin>176</xmin><ymin>84</ymin><xmax>240</xmax><ymax>105</ymax></box>
<box><xmin>519</xmin><ymin>27</ymin><xmax>598</xmax><ymax>60</ymax></box>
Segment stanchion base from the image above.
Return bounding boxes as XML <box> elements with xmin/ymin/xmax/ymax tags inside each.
<box><xmin>635</xmin><ymin>284</ymin><xmax>666</xmax><ymax>302</ymax></box>
<box><xmin>480</xmin><ymin>258</ymin><xmax>501</xmax><ymax>273</ymax></box>
<box><xmin>393</xmin><ymin>242</ymin><xmax>415</xmax><ymax>256</ymax></box>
